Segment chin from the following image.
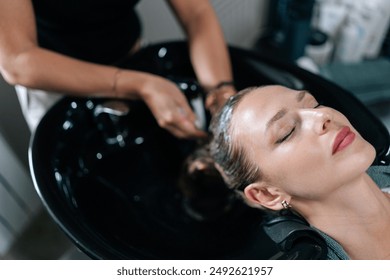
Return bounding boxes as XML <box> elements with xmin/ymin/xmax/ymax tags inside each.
<box><xmin>354</xmin><ymin>141</ymin><xmax>377</xmax><ymax>172</ymax></box>
<box><xmin>366</xmin><ymin>143</ymin><xmax>377</xmax><ymax>166</ymax></box>
<box><xmin>336</xmin><ymin>137</ymin><xmax>376</xmax><ymax>180</ymax></box>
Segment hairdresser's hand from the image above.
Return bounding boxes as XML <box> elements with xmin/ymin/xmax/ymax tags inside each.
<box><xmin>205</xmin><ymin>85</ymin><xmax>236</xmax><ymax>115</ymax></box>
<box><xmin>138</xmin><ymin>75</ymin><xmax>207</xmax><ymax>139</ymax></box>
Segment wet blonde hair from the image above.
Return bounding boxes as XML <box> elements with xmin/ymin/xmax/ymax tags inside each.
<box><xmin>209</xmin><ymin>87</ymin><xmax>262</xmax><ymax>192</ymax></box>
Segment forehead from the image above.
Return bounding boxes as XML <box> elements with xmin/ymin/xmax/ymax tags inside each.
<box><xmin>240</xmin><ymin>85</ymin><xmax>301</xmax><ymax>107</ymax></box>
<box><xmin>233</xmin><ymin>86</ymin><xmax>300</xmax><ymax>126</ymax></box>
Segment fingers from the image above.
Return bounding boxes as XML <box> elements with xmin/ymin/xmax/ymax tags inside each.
<box><xmin>140</xmin><ymin>76</ymin><xmax>207</xmax><ymax>139</ymax></box>
<box><xmin>165</xmin><ymin>120</ymin><xmax>208</xmax><ymax>139</ymax></box>
<box><xmin>160</xmin><ymin>105</ymin><xmax>207</xmax><ymax>139</ymax></box>
<box><xmin>153</xmin><ymin>98</ymin><xmax>207</xmax><ymax>139</ymax></box>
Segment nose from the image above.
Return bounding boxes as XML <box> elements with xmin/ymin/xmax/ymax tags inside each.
<box><xmin>300</xmin><ymin>108</ymin><xmax>333</xmax><ymax>135</ymax></box>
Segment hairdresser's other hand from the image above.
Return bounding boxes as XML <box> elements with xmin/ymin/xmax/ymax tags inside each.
<box><xmin>136</xmin><ymin>74</ymin><xmax>207</xmax><ymax>139</ymax></box>
<box><xmin>205</xmin><ymin>85</ymin><xmax>236</xmax><ymax>115</ymax></box>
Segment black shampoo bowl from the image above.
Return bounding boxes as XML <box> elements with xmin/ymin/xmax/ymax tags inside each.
<box><xmin>29</xmin><ymin>41</ymin><xmax>390</xmax><ymax>260</ymax></box>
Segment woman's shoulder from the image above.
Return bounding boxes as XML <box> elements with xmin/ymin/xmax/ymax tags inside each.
<box><xmin>367</xmin><ymin>164</ymin><xmax>390</xmax><ymax>190</ymax></box>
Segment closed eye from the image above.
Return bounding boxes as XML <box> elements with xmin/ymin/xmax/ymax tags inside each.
<box><xmin>275</xmin><ymin>101</ymin><xmax>320</xmax><ymax>145</ymax></box>
<box><xmin>276</xmin><ymin>127</ymin><xmax>295</xmax><ymax>144</ymax></box>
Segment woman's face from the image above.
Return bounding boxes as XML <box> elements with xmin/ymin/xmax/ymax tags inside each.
<box><xmin>231</xmin><ymin>86</ymin><xmax>376</xmax><ymax>200</ymax></box>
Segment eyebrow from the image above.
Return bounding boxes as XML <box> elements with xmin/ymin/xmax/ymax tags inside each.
<box><xmin>266</xmin><ymin>91</ymin><xmax>307</xmax><ymax>130</ymax></box>
<box><xmin>296</xmin><ymin>90</ymin><xmax>307</xmax><ymax>102</ymax></box>
<box><xmin>266</xmin><ymin>108</ymin><xmax>287</xmax><ymax>130</ymax></box>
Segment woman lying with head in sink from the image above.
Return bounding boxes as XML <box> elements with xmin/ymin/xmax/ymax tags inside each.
<box><xmin>209</xmin><ymin>85</ymin><xmax>390</xmax><ymax>260</ymax></box>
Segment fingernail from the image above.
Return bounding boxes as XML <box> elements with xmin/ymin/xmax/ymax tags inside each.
<box><xmin>194</xmin><ymin>119</ymin><xmax>202</xmax><ymax>130</ymax></box>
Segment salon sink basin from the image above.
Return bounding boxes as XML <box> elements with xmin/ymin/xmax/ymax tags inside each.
<box><xmin>29</xmin><ymin>41</ymin><xmax>390</xmax><ymax>260</ymax></box>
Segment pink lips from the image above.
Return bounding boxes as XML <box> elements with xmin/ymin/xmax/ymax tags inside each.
<box><xmin>332</xmin><ymin>126</ymin><xmax>356</xmax><ymax>155</ymax></box>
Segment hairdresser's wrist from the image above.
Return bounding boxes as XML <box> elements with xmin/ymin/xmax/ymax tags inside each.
<box><xmin>113</xmin><ymin>69</ymin><xmax>150</xmax><ymax>100</ymax></box>
<box><xmin>205</xmin><ymin>82</ymin><xmax>236</xmax><ymax>115</ymax></box>
<box><xmin>204</xmin><ymin>80</ymin><xmax>235</xmax><ymax>95</ymax></box>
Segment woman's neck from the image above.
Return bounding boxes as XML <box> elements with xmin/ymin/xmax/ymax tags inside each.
<box><xmin>295</xmin><ymin>173</ymin><xmax>390</xmax><ymax>259</ymax></box>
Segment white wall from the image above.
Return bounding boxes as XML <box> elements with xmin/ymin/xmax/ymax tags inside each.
<box><xmin>137</xmin><ymin>0</ymin><xmax>270</xmax><ymax>49</ymax></box>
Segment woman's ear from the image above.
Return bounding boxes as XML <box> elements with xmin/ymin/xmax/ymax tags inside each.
<box><xmin>243</xmin><ymin>183</ymin><xmax>290</xmax><ymax>211</ymax></box>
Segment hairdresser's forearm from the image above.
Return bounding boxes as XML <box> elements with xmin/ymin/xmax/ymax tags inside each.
<box><xmin>1</xmin><ymin>46</ymin><xmax>145</xmax><ymax>99</ymax></box>
<box><xmin>168</xmin><ymin>0</ymin><xmax>233</xmax><ymax>89</ymax></box>
<box><xmin>185</xmin><ymin>7</ymin><xmax>233</xmax><ymax>88</ymax></box>
<box><xmin>189</xmin><ymin>28</ymin><xmax>233</xmax><ymax>89</ymax></box>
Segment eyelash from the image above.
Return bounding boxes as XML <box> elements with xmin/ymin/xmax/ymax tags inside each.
<box><xmin>276</xmin><ymin>102</ymin><xmax>321</xmax><ymax>144</ymax></box>
<box><xmin>276</xmin><ymin>127</ymin><xmax>295</xmax><ymax>144</ymax></box>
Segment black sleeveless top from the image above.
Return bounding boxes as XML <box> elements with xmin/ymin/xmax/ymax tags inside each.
<box><xmin>32</xmin><ymin>0</ymin><xmax>141</xmax><ymax>65</ymax></box>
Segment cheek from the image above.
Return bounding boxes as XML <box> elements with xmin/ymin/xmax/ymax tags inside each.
<box><xmin>280</xmin><ymin>140</ymin><xmax>325</xmax><ymax>165</ymax></box>
<box><xmin>333</xmin><ymin>136</ymin><xmax>376</xmax><ymax>174</ymax></box>
<box><xmin>262</xmin><ymin>144</ymin><xmax>328</xmax><ymax>186</ymax></box>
